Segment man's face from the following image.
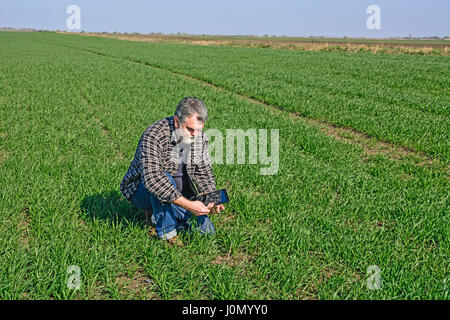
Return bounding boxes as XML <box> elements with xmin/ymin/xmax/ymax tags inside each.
<box><xmin>174</xmin><ymin>113</ymin><xmax>204</xmax><ymax>144</ymax></box>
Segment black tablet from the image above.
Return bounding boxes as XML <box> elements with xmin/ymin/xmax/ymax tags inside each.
<box><xmin>191</xmin><ymin>189</ymin><xmax>230</xmax><ymax>206</ymax></box>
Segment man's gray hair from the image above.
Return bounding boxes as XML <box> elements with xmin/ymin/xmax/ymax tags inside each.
<box><xmin>175</xmin><ymin>97</ymin><xmax>208</xmax><ymax>124</ymax></box>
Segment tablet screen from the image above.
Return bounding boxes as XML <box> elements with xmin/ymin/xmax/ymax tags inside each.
<box><xmin>196</xmin><ymin>189</ymin><xmax>229</xmax><ymax>206</ymax></box>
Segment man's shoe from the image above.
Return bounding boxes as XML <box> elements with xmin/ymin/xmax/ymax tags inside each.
<box><xmin>148</xmin><ymin>227</ymin><xmax>157</xmax><ymax>237</ymax></box>
<box><xmin>166</xmin><ymin>235</ymin><xmax>183</xmax><ymax>247</ymax></box>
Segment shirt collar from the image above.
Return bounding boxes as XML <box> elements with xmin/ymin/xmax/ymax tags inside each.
<box><xmin>167</xmin><ymin>116</ymin><xmax>181</xmax><ymax>145</ymax></box>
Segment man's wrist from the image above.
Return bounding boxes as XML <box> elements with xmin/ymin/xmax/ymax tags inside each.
<box><xmin>172</xmin><ymin>196</ymin><xmax>191</xmax><ymax>210</ymax></box>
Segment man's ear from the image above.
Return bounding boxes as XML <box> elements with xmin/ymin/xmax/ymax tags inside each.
<box><xmin>174</xmin><ymin>116</ymin><xmax>179</xmax><ymax>128</ymax></box>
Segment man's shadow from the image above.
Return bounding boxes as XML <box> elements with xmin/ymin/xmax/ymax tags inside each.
<box><xmin>80</xmin><ymin>190</ymin><xmax>149</xmax><ymax>229</ymax></box>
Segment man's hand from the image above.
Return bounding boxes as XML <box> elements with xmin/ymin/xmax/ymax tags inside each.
<box><xmin>172</xmin><ymin>197</ymin><xmax>226</xmax><ymax>216</ymax></box>
<box><xmin>207</xmin><ymin>203</ymin><xmax>225</xmax><ymax>214</ymax></box>
<box><xmin>188</xmin><ymin>200</ymin><xmax>212</xmax><ymax>216</ymax></box>
<box><xmin>172</xmin><ymin>196</ymin><xmax>211</xmax><ymax>216</ymax></box>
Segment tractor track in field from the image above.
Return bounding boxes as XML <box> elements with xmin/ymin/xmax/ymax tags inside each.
<box><xmin>18</xmin><ymin>202</ymin><xmax>32</xmax><ymax>249</ymax></box>
<box><xmin>42</xmin><ymin>40</ymin><xmax>443</xmax><ymax>169</ymax></box>
<box><xmin>0</xmin><ymin>149</ymin><xmax>8</xmax><ymax>165</ymax></box>
<box><xmin>0</xmin><ymin>130</ymin><xmax>8</xmax><ymax>166</ymax></box>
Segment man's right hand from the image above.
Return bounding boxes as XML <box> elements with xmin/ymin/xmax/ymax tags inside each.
<box><xmin>172</xmin><ymin>197</ymin><xmax>211</xmax><ymax>216</ymax></box>
<box><xmin>187</xmin><ymin>200</ymin><xmax>211</xmax><ymax>216</ymax></box>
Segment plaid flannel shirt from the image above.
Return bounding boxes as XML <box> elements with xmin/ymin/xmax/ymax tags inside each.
<box><xmin>120</xmin><ymin>116</ymin><xmax>217</xmax><ymax>204</ymax></box>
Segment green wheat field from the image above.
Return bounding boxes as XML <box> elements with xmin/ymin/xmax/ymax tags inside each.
<box><xmin>0</xmin><ymin>31</ymin><xmax>448</xmax><ymax>300</ymax></box>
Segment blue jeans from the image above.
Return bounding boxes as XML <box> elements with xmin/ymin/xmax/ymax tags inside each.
<box><xmin>130</xmin><ymin>172</ymin><xmax>215</xmax><ymax>240</ymax></box>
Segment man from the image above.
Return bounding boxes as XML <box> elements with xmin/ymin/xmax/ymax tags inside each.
<box><xmin>120</xmin><ymin>97</ymin><xmax>225</xmax><ymax>244</ymax></box>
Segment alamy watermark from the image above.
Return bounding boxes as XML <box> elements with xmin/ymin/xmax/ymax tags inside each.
<box><xmin>66</xmin><ymin>5</ymin><xmax>81</xmax><ymax>31</ymax></box>
<box><xmin>66</xmin><ymin>265</ymin><xmax>81</xmax><ymax>290</ymax></box>
<box><xmin>366</xmin><ymin>265</ymin><xmax>381</xmax><ymax>290</ymax></box>
<box><xmin>443</xmin><ymin>278</ymin><xmax>449</xmax><ymax>299</ymax></box>
<box><xmin>171</xmin><ymin>128</ymin><xmax>279</xmax><ymax>175</ymax></box>
<box><xmin>366</xmin><ymin>5</ymin><xmax>381</xmax><ymax>30</ymax></box>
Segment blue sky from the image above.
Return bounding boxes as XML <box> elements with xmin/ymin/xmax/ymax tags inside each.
<box><xmin>1</xmin><ymin>0</ymin><xmax>449</xmax><ymax>38</ymax></box>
